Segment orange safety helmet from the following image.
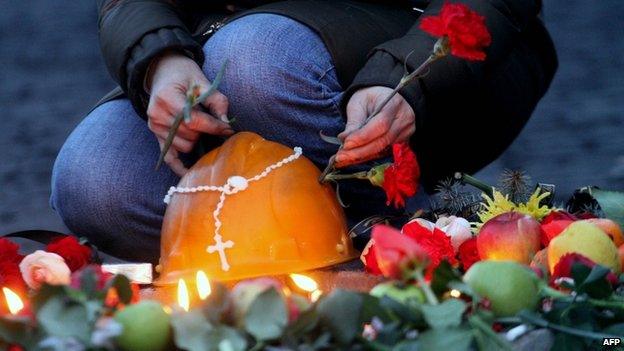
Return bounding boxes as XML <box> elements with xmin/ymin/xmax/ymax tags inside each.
<box><xmin>155</xmin><ymin>132</ymin><xmax>356</xmax><ymax>285</ymax></box>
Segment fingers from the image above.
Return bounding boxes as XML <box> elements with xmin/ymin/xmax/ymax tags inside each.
<box><xmin>343</xmin><ymin>111</ymin><xmax>393</xmax><ymax>150</ymax></box>
<box><xmin>338</xmin><ymin>98</ymin><xmax>368</xmax><ymax>141</ymax></box>
<box><xmin>342</xmin><ymin>94</ymin><xmax>404</xmax><ymax>150</ymax></box>
<box><xmin>199</xmin><ymin>89</ymin><xmax>230</xmax><ymax>122</ymax></box>
<box><xmin>335</xmin><ymin>116</ymin><xmax>415</xmax><ymax>168</ymax></box>
<box><xmin>157</xmin><ymin>139</ymin><xmax>188</xmax><ymax>177</ymax></box>
<box><xmin>150</xmin><ymin>123</ymin><xmax>197</xmax><ymax>153</ymax></box>
<box><xmin>184</xmin><ymin>109</ymin><xmax>233</xmax><ymax>136</ymax></box>
<box><xmin>148</xmin><ymin>85</ymin><xmax>233</xmax><ymax>137</ymax></box>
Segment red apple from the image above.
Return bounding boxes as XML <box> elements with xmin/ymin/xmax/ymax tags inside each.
<box><xmin>477</xmin><ymin>212</ymin><xmax>542</xmax><ymax>265</ymax></box>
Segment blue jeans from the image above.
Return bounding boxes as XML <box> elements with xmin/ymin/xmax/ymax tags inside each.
<box><xmin>51</xmin><ymin>14</ymin><xmax>424</xmax><ymax>262</ymax></box>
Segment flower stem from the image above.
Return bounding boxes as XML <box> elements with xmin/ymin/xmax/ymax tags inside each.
<box><xmin>468</xmin><ymin>315</ymin><xmax>513</xmax><ymax>351</ymax></box>
<box><xmin>541</xmin><ymin>285</ymin><xmax>624</xmax><ymax>309</ymax></box>
<box><xmin>454</xmin><ymin>172</ymin><xmax>494</xmax><ymax>197</ymax></box>
<box><xmin>412</xmin><ymin>269</ymin><xmax>439</xmax><ymax>305</ymax></box>
<box><xmin>518</xmin><ymin>311</ymin><xmax>622</xmax><ymax>341</ymax></box>
<box><xmin>319</xmin><ymin>54</ymin><xmax>439</xmax><ymax>183</ymax></box>
<box><xmin>365</xmin><ymin>54</ymin><xmax>437</xmax><ymax>124</ymax></box>
<box><xmin>324</xmin><ymin>171</ymin><xmax>369</xmax><ymax>181</ymax></box>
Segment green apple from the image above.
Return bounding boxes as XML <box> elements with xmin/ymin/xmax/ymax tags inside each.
<box><xmin>114</xmin><ymin>300</ymin><xmax>171</xmax><ymax>351</ymax></box>
<box><xmin>464</xmin><ymin>260</ymin><xmax>540</xmax><ymax>317</ymax></box>
<box><xmin>370</xmin><ymin>282</ymin><xmax>425</xmax><ymax>306</ymax></box>
<box><xmin>548</xmin><ymin>221</ymin><xmax>621</xmax><ymax>273</ymax></box>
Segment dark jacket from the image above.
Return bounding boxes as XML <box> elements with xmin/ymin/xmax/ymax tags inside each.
<box><xmin>96</xmin><ymin>0</ymin><xmax>557</xmax><ymax>190</ymax></box>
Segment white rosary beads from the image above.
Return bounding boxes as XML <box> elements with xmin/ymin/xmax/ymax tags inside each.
<box><xmin>163</xmin><ymin>147</ymin><xmax>303</xmax><ymax>271</ymax></box>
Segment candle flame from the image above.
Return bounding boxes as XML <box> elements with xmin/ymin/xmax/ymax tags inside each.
<box><xmin>289</xmin><ymin>274</ymin><xmax>318</xmax><ymax>292</ymax></box>
<box><xmin>310</xmin><ymin>289</ymin><xmax>323</xmax><ymax>302</ymax></box>
<box><xmin>2</xmin><ymin>288</ymin><xmax>24</xmax><ymax>315</ymax></box>
<box><xmin>196</xmin><ymin>271</ymin><xmax>211</xmax><ymax>300</ymax></box>
<box><xmin>449</xmin><ymin>289</ymin><xmax>461</xmax><ymax>298</ymax></box>
<box><xmin>177</xmin><ymin>279</ymin><xmax>190</xmax><ymax>312</ymax></box>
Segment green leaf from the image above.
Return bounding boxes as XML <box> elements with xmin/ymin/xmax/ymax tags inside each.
<box><xmin>31</xmin><ymin>284</ymin><xmax>70</xmax><ymax>311</ymax></box>
<box><xmin>378</xmin><ymin>296</ymin><xmax>425</xmax><ymax>326</ymax></box>
<box><xmin>172</xmin><ymin>309</ymin><xmax>247</xmax><ymax>351</ymax></box>
<box><xmin>0</xmin><ymin>317</ymin><xmax>40</xmax><ymax>349</ymax></box>
<box><xmin>602</xmin><ymin>323</ymin><xmax>624</xmax><ymax>337</ymax></box>
<box><xmin>244</xmin><ymin>288</ymin><xmax>288</xmax><ymax>341</ymax></box>
<box><xmin>421</xmin><ymin>299</ymin><xmax>466</xmax><ymax>329</ymax></box>
<box><xmin>591</xmin><ymin>188</ymin><xmax>624</xmax><ymax>228</ymax></box>
<box><xmin>393</xmin><ymin>340</ymin><xmax>419</xmax><ymax>351</ymax></box>
<box><xmin>316</xmin><ymin>290</ymin><xmax>365</xmax><ymax>345</ymax></box>
<box><xmin>418</xmin><ymin>327</ymin><xmax>473</xmax><ymax>351</ymax></box>
<box><xmin>551</xmin><ymin>333</ymin><xmax>585</xmax><ymax>351</ymax></box>
<box><xmin>574</xmin><ymin>264</ymin><xmax>614</xmax><ymax>298</ymax></box>
<box><xmin>37</xmin><ymin>296</ymin><xmax>91</xmax><ymax>344</ymax></box>
<box><xmin>284</xmin><ymin>307</ymin><xmax>320</xmax><ymax>337</ymax></box>
<box><xmin>106</xmin><ymin>274</ymin><xmax>133</xmax><ymax>305</ymax></box>
<box><xmin>172</xmin><ymin>309</ymin><xmax>209</xmax><ymax>351</ymax></box>
<box><xmin>199</xmin><ymin>282</ymin><xmax>231</xmax><ymax>324</ymax></box>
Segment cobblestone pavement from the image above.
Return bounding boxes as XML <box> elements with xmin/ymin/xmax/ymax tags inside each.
<box><xmin>0</xmin><ymin>1</ymin><xmax>623</xmax><ymax>235</ymax></box>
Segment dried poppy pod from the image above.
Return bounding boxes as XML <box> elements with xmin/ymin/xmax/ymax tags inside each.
<box><xmin>156</xmin><ymin>132</ymin><xmax>355</xmax><ymax>285</ymax></box>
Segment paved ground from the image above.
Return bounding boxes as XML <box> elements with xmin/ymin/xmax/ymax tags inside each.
<box><xmin>0</xmin><ymin>0</ymin><xmax>623</xmax><ymax>236</ymax></box>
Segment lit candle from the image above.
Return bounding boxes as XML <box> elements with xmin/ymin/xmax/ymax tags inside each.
<box><xmin>289</xmin><ymin>274</ymin><xmax>322</xmax><ymax>302</ymax></box>
<box><xmin>310</xmin><ymin>289</ymin><xmax>323</xmax><ymax>302</ymax></box>
<box><xmin>177</xmin><ymin>279</ymin><xmax>190</xmax><ymax>312</ymax></box>
<box><xmin>2</xmin><ymin>287</ymin><xmax>24</xmax><ymax>315</ymax></box>
<box><xmin>289</xmin><ymin>274</ymin><xmax>318</xmax><ymax>292</ymax></box>
<box><xmin>196</xmin><ymin>271</ymin><xmax>211</xmax><ymax>300</ymax></box>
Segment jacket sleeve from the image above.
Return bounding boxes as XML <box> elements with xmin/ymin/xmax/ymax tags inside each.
<box><xmin>97</xmin><ymin>0</ymin><xmax>206</xmax><ymax>117</ymax></box>
<box><xmin>343</xmin><ymin>0</ymin><xmax>558</xmax><ymax>191</ymax></box>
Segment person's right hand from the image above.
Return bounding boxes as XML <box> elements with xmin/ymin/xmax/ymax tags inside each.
<box><xmin>146</xmin><ymin>52</ymin><xmax>234</xmax><ymax>176</ymax></box>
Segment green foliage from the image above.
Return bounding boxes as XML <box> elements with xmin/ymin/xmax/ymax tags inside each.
<box><xmin>171</xmin><ymin>309</ymin><xmax>247</xmax><ymax>351</ymax></box>
<box><xmin>420</xmin><ymin>299</ymin><xmax>466</xmax><ymax>329</ymax></box>
<box><xmin>0</xmin><ymin>270</ymin><xmax>133</xmax><ymax>350</ymax></box>
<box><xmin>244</xmin><ymin>288</ymin><xmax>288</xmax><ymax>341</ymax></box>
<box><xmin>592</xmin><ymin>188</ymin><xmax>624</xmax><ymax>229</ymax></box>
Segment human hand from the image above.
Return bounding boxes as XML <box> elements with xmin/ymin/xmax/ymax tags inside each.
<box><xmin>335</xmin><ymin>86</ymin><xmax>415</xmax><ymax>168</ymax></box>
<box><xmin>146</xmin><ymin>52</ymin><xmax>234</xmax><ymax>176</ymax></box>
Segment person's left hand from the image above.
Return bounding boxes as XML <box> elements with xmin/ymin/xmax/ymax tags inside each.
<box><xmin>335</xmin><ymin>86</ymin><xmax>416</xmax><ymax>168</ymax></box>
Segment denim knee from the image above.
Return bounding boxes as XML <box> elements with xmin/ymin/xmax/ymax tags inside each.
<box><xmin>203</xmin><ymin>14</ymin><xmax>341</xmax><ymax>97</ymax></box>
<box><xmin>202</xmin><ymin>14</ymin><xmax>345</xmax><ymax>165</ymax></box>
<box><xmin>51</xmin><ymin>100</ymin><xmax>178</xmax><ymax>262</ymax></box>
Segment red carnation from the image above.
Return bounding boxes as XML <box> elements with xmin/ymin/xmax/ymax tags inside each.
<box><xmin>402</xmin><ymin>220</ymin><xmax>458</xmax><ymax>277</ymax></box>
<box><xmin>420</xmin><ymin>2</ymin><xmax>492</xmax><ymax>61</ymax></box>
<box><xmin>366</xmin><ymin>225</ymin><xmax>429</xmax><ymax>280</ymax></box>
<box><xmin>361</xmin><ymin>240</ymin><xmax>383</xmax><ymax>275</ymax></box>
<box><xmin>458</xmin><ymin>237</ymin><xmax>480</xmax><ymax>271</ymax></box>
<box><xmin>0</xmin><ymin>238</ymin><xmax>24</xmax><ymax>264</ymax></box>
<box><xmin>46</xmin><ymin>236</ymin><xmax>93</xmax><ymax>272</ymax></box>
<box><xmin>540</xmin><ymin>211</ymin><xmax>577</xmax><ymax>246</ymax></box>
<box><xmin>380</xmin><ymin>143</ymin><xmax>420</xmax><ymax>208</ymax></box>
<box><xmin>551</xmin><ymin>253</ymin><xmax>618</xmax><ymax>287</ymax></box>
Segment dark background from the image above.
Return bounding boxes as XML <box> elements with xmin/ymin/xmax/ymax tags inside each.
<box><xmin>1</xmin><ymin>1</ymin><xmax>623</xmax><ymax>235</ymax></box>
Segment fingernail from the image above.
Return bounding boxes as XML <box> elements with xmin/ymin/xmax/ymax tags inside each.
<box><xmin>220</xmin><ymin>114</ymin><xmax>229</xmax><ymax>123</ymax></box>
<box><xmin>224</xmin><ymin>128</ymin><xmax>235</xmax><ymax>135</ymax></box>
